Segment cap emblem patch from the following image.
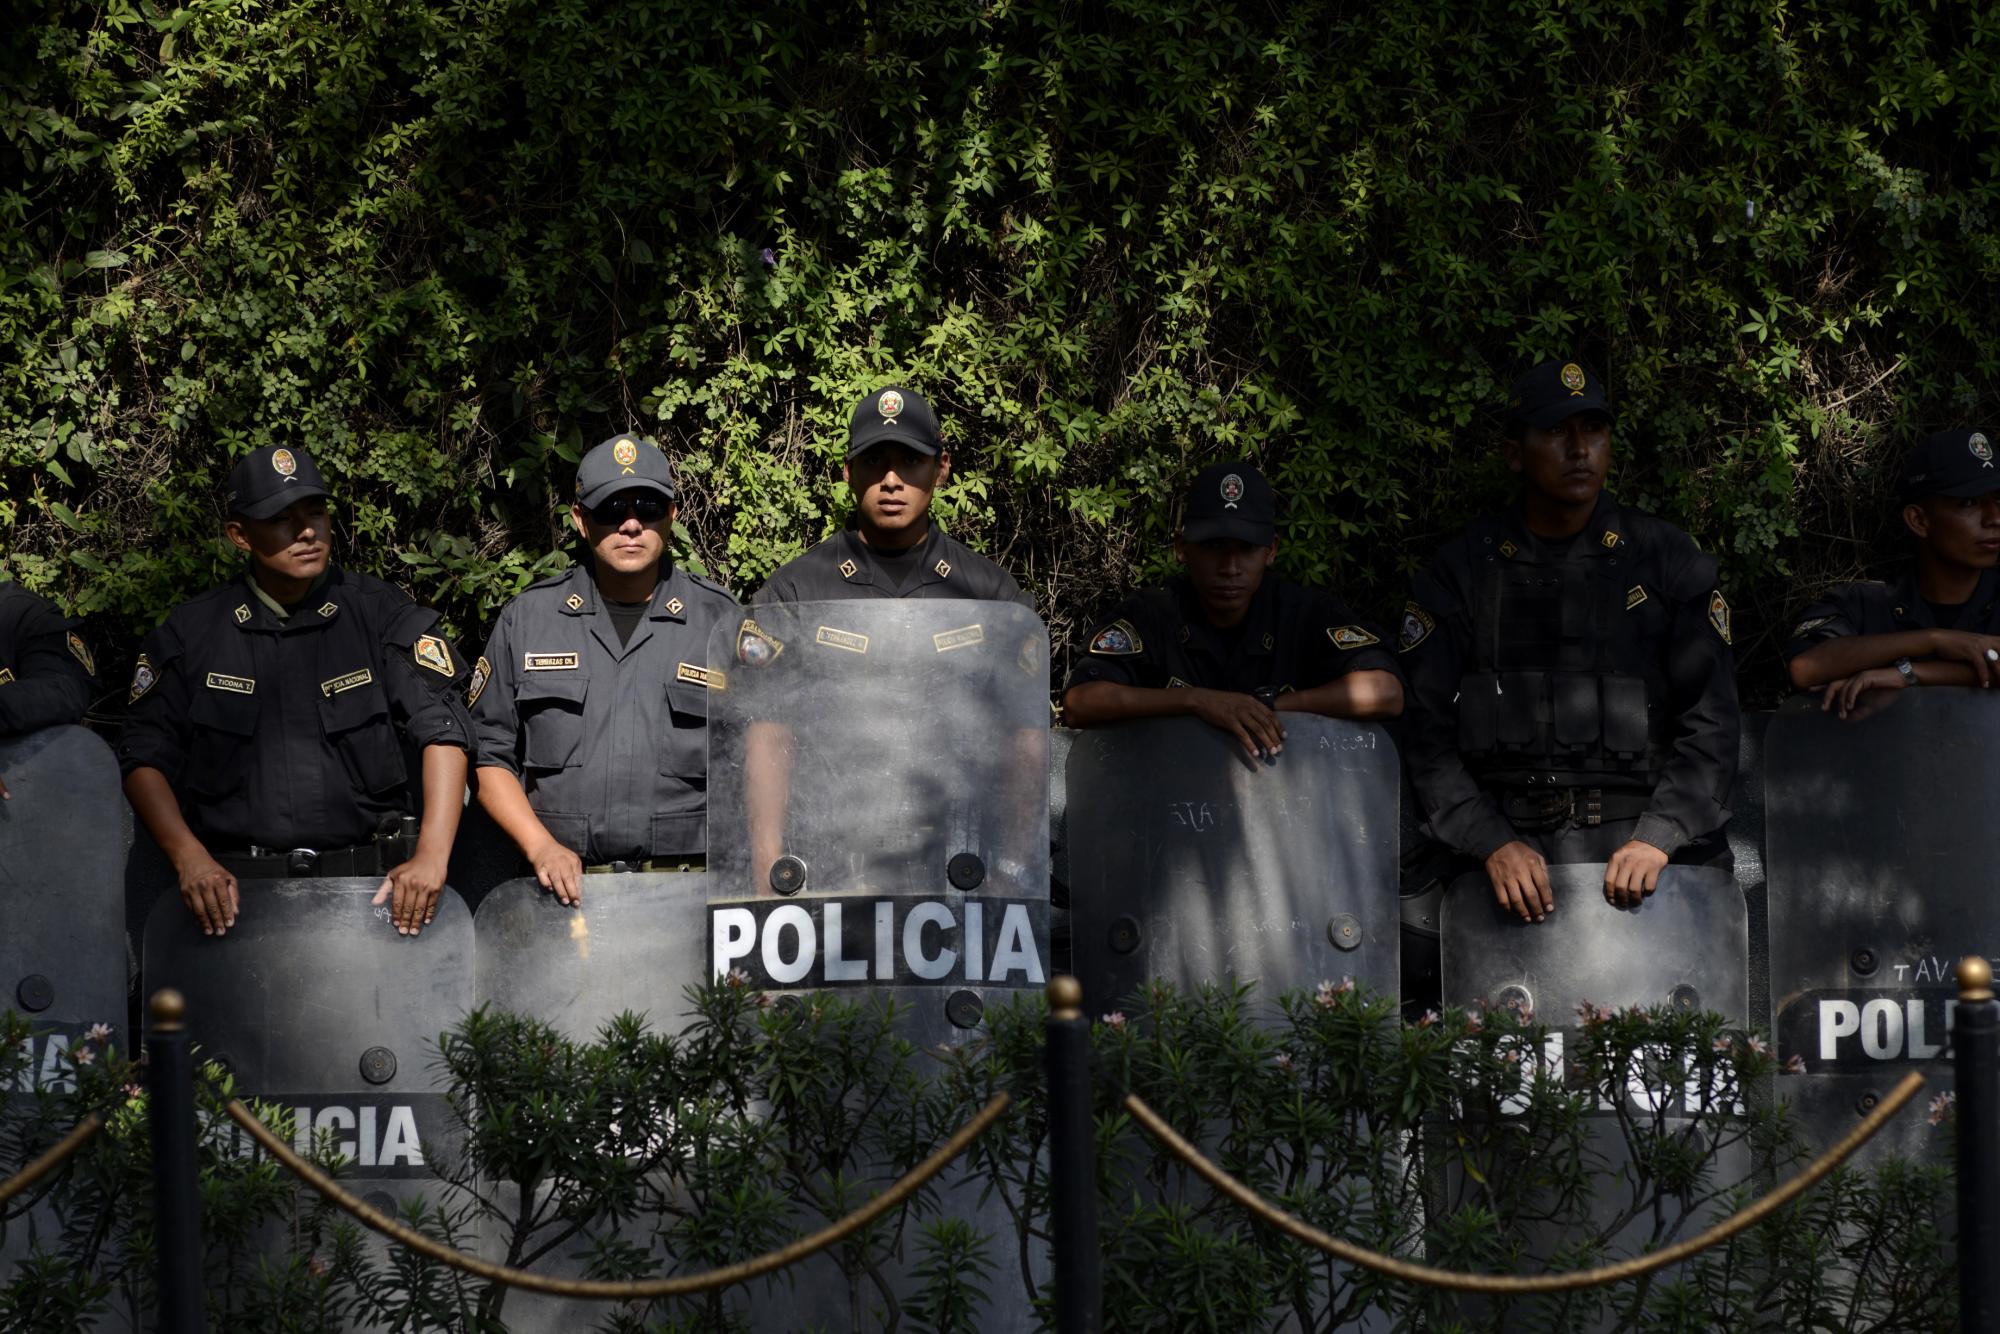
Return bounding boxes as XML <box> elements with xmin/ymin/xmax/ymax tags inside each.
<box><xmin>1708</xmin><ymin>592</ymin><xmax>1733</xmax><ymax>644</ymax></box>
<box><xmin>1560</xmin><ymin>363</ymin><xmax>1586</xmax><ymax>396</ymax></box>
<box><xmin>612</xmin><ymin>438</ymin><xmax>639</xmax><ymax>468</ymax></box>
<box><xmin>1088</xmin><ymin>619</ymin><xmax>1144</xmax><ymax>656</ymax></box>
<box><xmin>128</xmin><ymin>653</ymin><xmax>156</xmax><ymax>703</ymax></box>
<box><xmin>66</xmin><ymin>631</ymin><xmax>94</xmax><ymax>676</ymax></box>
<box><xmin>1398</xmin><ymin>603</ymin><xmax>1436</xmax><ymax>652</ymax></box>
<box><xmin>1220</xmin><ymin>473</ymin><xmax>1245</xmax><ymax>509</ymax></box>
<box><xmin>878</xmin><ymin>390</ymin><xmax>904</xmax><ymax>419</ymax></box>
<box><xmin>1972</xmin><ymin>432</ymin><xmax>1993</xmax><ymax>465</ymax></box>
<box><xmin>414</xmin><ymin>634</ymin><xmax>455</xmax><ymax>677</ymax></box>
<box><xmin>1329</xmin><ymin>625</ymin><xmax>1380</xmax><ymax>650</ymax></box>
<box><xmin>467</xmin><ymin>656</ymin><xmax>491</xmax><ymax>708</ymax></box>
<box><xmin>736</xmin><ymin>620</ymin><xmax>784</xmax><ymax>666</ymax></box>
<box><xmin>271</xmin><ymin>448</ymin><xmax>297</xmax><ymax>476</ymax></box>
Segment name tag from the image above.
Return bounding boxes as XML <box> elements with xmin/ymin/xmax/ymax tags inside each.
<box><xmin>205</xmin><ymin>672</ymin><xmax>256</xmax><ymax>695</ymax></box>
<box><xmin>932</xmin><ymin>624</ymin><xmax>985</xmax><ymax>653</ymax></box>
<box><xmin>321</xmin><ymin>668</ymin><xmax>374</xmax><ymax>697</ymax></box>
<box><xmin>815</xmin><ymin>626</ymin><xmax>869</xmax><ymax>654</ymax></box>
<box><xmin>524</xmin><ymin>652</ymin><xmax>580</xmax><ymax>671</ymax></box>
<box><xmin>676</xmin><ymin>662</ymin><xmax>716</xmax><ymax>688</ymax></box>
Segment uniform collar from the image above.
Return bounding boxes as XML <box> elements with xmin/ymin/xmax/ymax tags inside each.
<box><xmin>1889</xmin><ymin>566</ymin><xmax>2000</xmax><ymax>628</ymax></box>
<box><xmin>1495</xmin><ymin>491</ymin><xmax>1627</xmax><ymax>561</ymax></box>
<box><xmin>835</xmin><ymin>524</ymin><xmax>953</xmax><ymax>590</ymax></box>
<box><xmin>1172</xmin><ymin>574</ymin><xmax>1279</xmax><ymax>657</ymax></box>
<box><xmin>562</xmin><ymin>562</ymin><xmax>692</xmax><ymax>632</ymax></box>
<box><xmin>232</xmin><ymin>567</ymin><xmax>342</xmax><ymax>633</ymax></box>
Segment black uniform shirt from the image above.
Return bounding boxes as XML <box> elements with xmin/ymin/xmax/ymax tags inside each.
<box><xmin>1782</xmin><ymin>568</ymin><xmax>2000</xmax><ymax>665</ymax></box>
<box><xmin>0</xmin><ymin>583</ymin><xmax>96</xmax><ymax>735</ymax></box>
<box><xmin>470</xmin><ymin>562</ymin><xmax>739</xmax><ymax>862</ymax></box>
<box><xmin>118</xmin><ymin>566</ymin><xmax>473</xmax><ymax>850</ymax></box>
<box><xmin>1401</xmin><ymin>492</ymin><xmax>1739</xmax><ymax>859</ymax></box>
<box><xmin>1065</xmin><ymin>575</ymin><xmax>1398</xmax><ymax>695</ymax></box>
<box><xmin>752</xmin><ymin>524</ymin><xmax>1032</xmax><ymax>607</ymax></box>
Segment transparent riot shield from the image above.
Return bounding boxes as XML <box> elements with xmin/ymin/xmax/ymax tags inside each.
<box><xmin>1</xmin><ymin>726</ymin><xmax>132</xmax><ymax>1273</ymax></box>
<box><xmin>1064</xmin><ymin>714</ymin><xmax>1399</xmax><ymax>1014</ymax></box>
<box><xmin>1442</xmin><ymin>864</ymin><xmax>1749</xmax><ymax>1331</ymax></box>
<box><xmin>1765</xmin><ymin>688</ymin><xmax>1995</xmax><ymax>1165</ymax></box>
<box><xmin>707</xmin><ymin>600</ymin><xmax>1048</xmax><ymax>1330</ymax></box>
<box><xmin>143</xmin><ymin>881</ymin><xmax>473</xmax><ymax>1214</ymax></box>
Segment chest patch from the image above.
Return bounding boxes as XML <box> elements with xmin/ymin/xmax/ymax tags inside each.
<box><xmin>0</xmin><ymin>668</ymin><xmax>13</xmax><ymax>686</ymax></box>
<box><xmin>1790</xmin><ymin>615</ymin><xmax>1833</xmax><ymax>639</ymax></box>
<box><xmin>467</xmin><ymin>656</ymin><xmax>491</xmax><ymax>707</ymax></box>
<box><xmin>1328</xmin><ymin>625</ymin><xmax>1379</xmax><ymax>650</ymax></box>
<box><xmin>736</xmin><ymin>620</ymin><xmax>784</xmax><ymax>666</ymax></box>
<box><xmin>206</xmin><ymin>671</ymin><xmax>255</xmax><ymax>695</ymax></box>
<box><xmin>128</xmin><ymin>654</ymin><xmax>156</xmax><ymax>703</ymax></box>
<box><xmin>1625</xmin><ymin>585</ymin><xmax>1648</xmax><ymax>611</ymax></box>
<box><xmin>676</xmin><ymin>662</ymin><xmax>717</xmax><ymax>688</ymax></box>
<box><xmin>524</xmin><ymin>651</ymin><xmax>580</xmax><ymax>671</ymax></box>
<box><xmin>1398</xmin><ymin>603</ymin><xmax>1436</xmax><ymax>653</ymax></box>
<box><xmin>933</xmin><ymin>624</ymin><xmax>984</xmax><ymax>653</ymax></box>
<box><xmin>815</xmin><ymin>625</ymin><xmax>870</xmax><ymax>655</ymax></box>
<box><xmin>1709</xmin><ymin>592</ymin><xmax>1733</xmax><ymax>644</ymax></box>
<box><xmin>320</xmin><ymin>668</ymin><xmax>374</xmax><ymax>697</ymax></box>
<box><xmin>66</xmin><ymin>631</ymin><xmax>95</xmax><ymax>675</ymax></box>
<box><xmin>1088</xmin><ymin>619</ymin><xmax>1143</xmax><ymax>656</ymax></box>
<box><xmin>413</xmin><ymin>634</ymin><xmax>455</xmax><ymax>677</ymax></box>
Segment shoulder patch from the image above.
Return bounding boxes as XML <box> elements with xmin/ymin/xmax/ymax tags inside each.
<box><xmin>1708</xmin><ymin>592</ymin><xmax>1732</xmax><ymax>645</ymax></box>
<box><xmin>736</xmin><ymin>619</ymin><xmax>784</xmax><ymax>666</ymax></box>
<box><xmin>1088</xmin><ymin>619</ymin><xmax>1144</xmax><ymax>656</ymax></box>
<box><xmin>66</xmin><ymin>631</ymin><xmax>95</xmax><ymax>676</ymax></box>
<box><xmin>1017</xmin><ymin>633</ymin><xmax>1043</xmax><ymax>676</ymax></box>
<box><xmin>1398</xmin><ymin>603</ymin><xmax>1436</xmax><ymax>653</ymax></box>
<box><xmin>933</xmin><ymin>623</ymin><xmax>984</xmax><ymax>653</ymax></box>
<box><xmin>1626</xmin><ymin>585</ymin><xmax>1647</xmax><ymax>610</ymax></box>
<box><xmin>413</xmin><ymin>633</ymin><xmax>455</xmax><ymax>677</ymax></box>
<box><xmin>1328</xmin><ymin>625</ymin><xmax>1380</xmax><ymax>651</ymax></box>
<box><xmin>815</xmin><ymin>625</ymin><xmax>870</xmax><ymax>654</ymax></box>
<box><xmin>128</xmin><ymin>653</ymin><xmax>157</xmax><ymax>704</ymax></box>
<box><xmin>1790</xmin><ymin>615</ymin><xmax>1833</xmax><ymax>639</ymax></box>
<box><xmin>466</xmin><ymin>656</ymin><xmax>491</xmax><ymax>707</ymax></box>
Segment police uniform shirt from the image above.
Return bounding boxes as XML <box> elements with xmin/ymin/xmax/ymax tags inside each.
<box><xmin>1782</xmin><ymin>568</ymin><xmax>2000</xmax><ymax>666</ymax></box>
<box><xmin>470</xmin><ymin>562</ymin><xmax>738</xmax><ymax>863</ymax></box>
<box><xmin>1400</xmin><ymin>492</ymin><xmax>1739</xmax><ymax>860</ymax></box>
<box><xmin>1065</xmin><ymin>575</ymin><xmax>1398</xmax><ymax>696</ymax></box>
<box><xmin>752</xmin><ymin>524</ymin><xmax>1032</xmax><ymax>608</ymax></box>
<box><xmin>0</xmin><ymin>583</ymin><xmax>96</xmax><ymax>735</ymax></box>
<box><xmin>118</xmin><ymin>566</ymin><xmax>473</xmax><ymax>851</ymax></box>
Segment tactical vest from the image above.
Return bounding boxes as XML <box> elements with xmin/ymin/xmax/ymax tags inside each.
<box><xmin>1455</xmin><ymin>544</ymin><xmax>1674</xmax><ymax>788</ymax></box>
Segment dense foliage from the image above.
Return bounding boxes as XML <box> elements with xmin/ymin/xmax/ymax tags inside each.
<box><xmin>0</xmin><ymin>984</ymin><xmax>1956</xmax><ymax>1332</ymax></box>
<box><xmin>5</xmin><ymin>0</ymin><xmax>1999</xmax><ymax>698</ymax></box>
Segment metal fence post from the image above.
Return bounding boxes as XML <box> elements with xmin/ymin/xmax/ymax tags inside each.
<box><xmin>148</xmin><ymin>988</ymin><xmax>206</xmax><ymax>1334</ymax></box>
<box><xmin>1956</xmin><ymin>955</ymin><xmax>1999</xmax><ymax>1334</ymax></box>
<box><xmin>1045</xmin><ymin>975</ymin><xmax>1101</xmax><ymax>1333</ymax></box>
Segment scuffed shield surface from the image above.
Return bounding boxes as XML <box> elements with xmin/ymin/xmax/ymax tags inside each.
<box><xmin>1065</xmin><ymin>714</ymin><xmax>1399</xmax><ymax>1014</ymax></box>
<box><xmin>1765</xmin><ymin>689</ymin><xmax>1995</xmax><ymax>1165</ymax></box>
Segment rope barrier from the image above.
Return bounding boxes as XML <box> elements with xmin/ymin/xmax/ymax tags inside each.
<box><xmin>224</xmin><ymin>1091</ymin><xmax>1010</xmax><ymax>1299</ymax></box>
<box><xmin>0</xmin><ymin>1114</ymin><xmax>105</xmax><ymax>1208</ymax></box>
<box><xmin>1123</xmin><ymin>1068</ymin><xmax>1926</xmax><ymax>1295</ymax></box>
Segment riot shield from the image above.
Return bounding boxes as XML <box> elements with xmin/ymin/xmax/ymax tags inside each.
<box><xmin>1441</xmin><ymin>864</ymin><xmax>1749</xmax><ymax>1330</ymax></box>
<box><xmin>1064</xmin><ymin>714</ymin><xmax>1400</xmax><ymax>1015</ymax></box>
<box><xmin>1</xmin><ymin>725</ymin><xmax>132</xmax><ymax>1272</ymax></box>
<box><xmin>142</xmin><ymin>880</ymin><xmax>473</xmax><ymax>1213</ymax></box>
<box><xmin>707</xmin><ymin>600</ymin><xmax>1049</xmax><ymax>1330</ymax></box>
<box><xmin>1765</xmin><ymin>688</ymin><xmax>1996</xmax><ymax>1165</ymax></box>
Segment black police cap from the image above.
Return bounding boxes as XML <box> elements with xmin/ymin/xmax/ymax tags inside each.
<box><xmin>1900</xmin><ymin>428</ymin><xmax>2000</xmax><ymax>499</ymax></box>
<box><xmin>575</xmin><ymin>434</ymin><xmax>677</xmax><ymax>508</ymax></box>
<box><xmin>1182</xmin><ymin>461</ymin><xmax>1276</xmax><ymax>545</ymax></box>
<box><xmin>1505</xmin><ymin>358</ymin><xmax>1615</xmax><ymax>432</ymax></box>
<box><xmin>848</xmin><ymin>385</ymin><xmax>941</xmax><ymax>459</ymax></box>
<box><xmin>226</xmin><ymin>445</ymin><xmax>332</xmax><ymax>520</ymax></box>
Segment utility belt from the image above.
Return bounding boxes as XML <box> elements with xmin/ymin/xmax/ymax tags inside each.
<box><xmin>215</xmin><ymin>816</ymin><xmax>418</xmax><ymax>880</ymax></box>
<box><xmin>1494</xmin><ymin>785</ymin><xmax>1652</xmax><ymax>833</ymax></box>
<box><xmin>584</xmin><ymin>856</ymin><xmax>707</xmax><ymax>875</ymax></box>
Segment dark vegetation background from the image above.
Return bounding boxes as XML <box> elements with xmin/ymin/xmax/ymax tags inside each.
<box><xmin>4</xmin><ymin>0</ymin><xmax>1997</xmax><ymax>709</ymax></box>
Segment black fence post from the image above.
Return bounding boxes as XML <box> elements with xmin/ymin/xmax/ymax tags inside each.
<box><xmin>1045</xmin><ymin>975</ymin><xmax>1101</xmax><ymax>1334</ymax></box>
<box><xmin>1956</xmin><ymin>955</ymin><xmax>1999</xmax><ymax>1334</ymax></box>
<box><xmin>148</xmin><ymin>988</ymin><xmax>206</xmax><ymax>1334</ymax></box>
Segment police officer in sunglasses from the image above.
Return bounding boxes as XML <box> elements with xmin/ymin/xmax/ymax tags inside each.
<box><xmin>468</xmin><ymin>435</ymin><xmax>738</xmax><ymax>904</ymax></box>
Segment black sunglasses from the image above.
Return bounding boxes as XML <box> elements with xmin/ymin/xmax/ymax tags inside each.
<box><xmin>588</xmin><ymin>495</ymin><xmax>670</xmax><ymax>525</ymax></box>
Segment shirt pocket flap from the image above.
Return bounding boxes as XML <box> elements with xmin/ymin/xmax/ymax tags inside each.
<box><xmin>666</xmin><ymin>682</ymin><xmax>709</xmax><ymax>721</ymax></box>
<box><xmin>516</xmin><ymin>671</ymin><xmax>588</xmax><ymax>706</ymax></box>
<box><xmin>317</xmin><ymin>679</ymin><xmax>391</xmax><ymax>735</ymax></box>
<box><xmin>189</xmin><ymin>689</ymin><xmax>259</xmax><ymax>736</ymax></box>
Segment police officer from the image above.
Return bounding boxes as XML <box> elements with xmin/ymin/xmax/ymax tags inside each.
<box><xmin>1786</xmin><ymin>428</ymin><xmax>2000</xmax><ymax>716</ymax></box>
<box><xmin>120</xmin><ymin>446</ymin><xmax>473</xmax><ymax>937</ymax></box>
<box><xmin>752</xmin><ymin>385</ymin><xmax>1032</xmax><ymax>607</ymax></box>
<box><xmin>470</xmin><ymin>434</ymin><xmax>737</xmax><ymax>904</ymax></box>
<box><xmin>0</xmin><ymin>580</ymin><xmax>99</xmax><ymax>798</ymax></box>
<box><xmin>1401</xmin><ymin>359</ymin><xmax>1739</xmax><ymax>922</ymax></box>
<box><xmin>1062</xmin><ymin>461</ymin><xmax>1402</xmax><ymax>758</ymax></box>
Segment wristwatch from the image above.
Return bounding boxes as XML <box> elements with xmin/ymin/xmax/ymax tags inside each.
<box><xmin>1893</xmin><ymin>657</ymin><xmax>1918</xmax><ymax>686</ymax></box>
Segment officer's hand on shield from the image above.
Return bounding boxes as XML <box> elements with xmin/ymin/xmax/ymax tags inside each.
<box><xmin>1484</xmin><ymin>840</ymin><xmax>1553</xmax><ymax>922</ymax></box>
<box><xmin>1930</xmin><ymin>630</ymin><xmax>2000</xmax><ymax>687</ymax></box>
<box><xmin>1188</xmin><ymin>688</ymin><xmax>1285</xmax><ymax>762</ymax></box>
<box><xmin>1819</xmin><ymin>666</ymin><xmax>1905</xmax><ymax>720</ymax></box>
<box><xmin>372</xmin><ymin>849</ymin><xmax>448</xmax><ymax>936</ymax></box>
<box><xmin>0</xmin><ymin>772</ymin><xmax>9</xmax><ymax>800</ymax></box>
<box><xmin>529</xmin><ymin>836</ymin><xmax>584</xmax><ymax>907</ymax></box>
<box><xmin>176</xmin><ymin>854</ymin><xmax>239</xmax><ymax>936</ymax></box>
<box><xmin>1603</xmin><ymin>839</ymin><xmax>1669</xmax><ymax>907</ymax></box>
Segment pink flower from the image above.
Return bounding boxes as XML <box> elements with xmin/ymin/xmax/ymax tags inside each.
<box><xmin>1578</xmin><ymin>1001</ymin><xmax>1613</xmax><ymax>1026</ymax></box>
<box><xmin>86</xmin><ymin>1023</ymin><xmax>113</xmax><ymax>1045</ymax></box>
<box><xmin>1272</xmin><ymin>1053</ymin><xmax>1293</xmax><ymax>1073</ymax></box>
<box><xmin>724</xmin><ymin>968</ymin><xmax>753</xmax><ymax>989</ymax></box>
<box><xmin>1744</xmin><ymin>1035</ymin><xmax>1769</xmax><ymax>1056</ymax></box>
<box><xmin>73</xmin><ymin>1047</ymin><xmax>95</xmax><ymax>1066</ymax></box>
<box><xmin>1499</xmin><ymin>1049</ymin><xmax>1522</xmax><ymax>1066</ymax></box>
<box><xmin>123</xmin><ymin>1084</ymin><xmax>143</xmax><ymax>1100</ymax></box>
<box><xmin>1930</xmin><ymin>1091</ymin><xmax>1956</xmax><ymax>1127</ymax></box>
<box><xmin>1463</xmin><ymin>1013</ymin><xmax>1484</xmax><ymax>1035</ymax></box>
<box><xmin>1417</xmin><ymin>1010</ymin><xmax>1439</xmax><ymax>1029</ymax></box>
<box><xmin>1712</xmin><ymin>1037</ymin><xmax>1733</xmax><ymax>1053</ymax></box>
<box><xmin>1781</xmin><ymin>1054</ymin><xmax>1806</xmax><ymax>1075</ymax></box>
<box><xmin>1314</xmin><ymin>977</ymin><xmax>1354</xmax><ymax>1009</ymax></box>
<box><xmin>1101</xmin><ymin>1012</ymin><xmax>1127</xmax><ymax>1031</ymax></box>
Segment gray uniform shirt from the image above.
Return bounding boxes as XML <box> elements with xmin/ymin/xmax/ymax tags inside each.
<box><xmin>470</xmin><ymin>563</ymin><xmax>738</xmax><ymax>862</ymax></box>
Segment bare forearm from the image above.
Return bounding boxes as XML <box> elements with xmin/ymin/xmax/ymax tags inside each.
<box><xmin>413</xmin><ymin>745</ymin><xmax>468</xmax><ymax>861</ymax></box>
<box><xmin>1911</xmin><ymin>660</ymin><xmax>1977</xmax><ymax>687</ymax></box>
<box><xmin>1276</xmin><ymin>670</ymin><xmax>1404</xmax><ymax>721</ymax></box>
<box><xmin>745</xmin><ymin>720</ymin><xmax>794</xmax><ymax>876</ymax></box>
<box><xmin>123</xmin><ymin>766</ymin><xmax>210</xmax><ymax>868</ymax></box>
<box><xmin>474</xmin><ymin>765</ymin><xmax>558</xmax><ymax>858</ymax></box>
<box><xmin>1789</xmin><ymin>631</ymin><xmax>1939</xmax><ymax>688</ymax></box>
